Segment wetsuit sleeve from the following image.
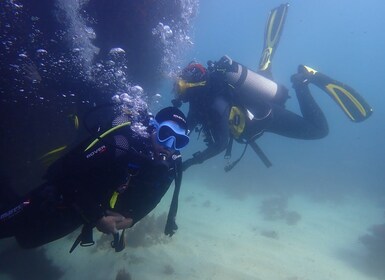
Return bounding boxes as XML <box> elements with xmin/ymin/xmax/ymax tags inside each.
<box><xmin>186</xmin><ymin>103</ymin><xmax>200</xmax><ymax>132</ymax></box>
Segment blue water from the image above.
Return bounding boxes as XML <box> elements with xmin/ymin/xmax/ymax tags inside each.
<box><xmin>184</xmin><ymin>0</ymin><xmax>385</xmax><ymax>198</ymax></box>
<box><xmin>1</xmin><ymin>0</ymin><xmax>385</xmax><ymax>279</ymax></box>
<box><xmin>182</xmin><ymin>1</ymin><xmax>385</xmax><ymax>278</ymax></box>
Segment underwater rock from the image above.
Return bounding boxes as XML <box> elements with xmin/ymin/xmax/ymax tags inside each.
<box><xmin>259</xmin><ymin>196</ymin><xmax>288</xmax><ymax>221</ymax></box>
<box><xmin>358</xmin><ymin>223</ymin><xmax>385</xmax><ymax>279</ymax></box>
<box><xmin>202</xmin><ymin>200</ymin><xmax>211</xmax><ymax>208</ymax></box>
<box><xmin>359</xmin><ymin>223</ymin><xmax>385</xmax><ymax>253</ymax></box>
<box><xmin>259</xmin><ymin>196</ymin><xmax>301</xmax><ymax>226</ymax></box>
<box><xmin>125</xmin><ymin>212</ymin><xmax>169</xmax><ymax>248</ymax></box>
<box><xmin>0</xmin><ymin>242</ymin><xmax>64</xmax><ymax>280</ymax></box>
<box><xmin>261</xmin><ymin>230</ymin><xmax>279</xmax><ymax>239</ymax></box>
<box><xmin>285</xmin><ymin>211</ymin><xmax>301</xmax><ymax>225</ymax></box>
<box><xmin>163</xmin><ymin>264</ymin><xmax>175</xmax><ymax>275</ymax></box>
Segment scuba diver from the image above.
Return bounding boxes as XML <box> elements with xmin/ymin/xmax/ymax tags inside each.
<box><xmin>172</xmin><ymin>3</ymin><xmax>372</xmax><ymax>172</ymax></box>
<box><xmin>0</xmin><ymin>106</ymin><xmax>190</xmax><ymax>253</ymax></box>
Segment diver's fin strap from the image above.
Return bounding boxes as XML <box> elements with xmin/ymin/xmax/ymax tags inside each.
<box><xmin>249</xmin><ymin>141</ymin><xmax>272</xmax><ymax>168</ymax></box>
<box><xmin>300</xmin><ymin>65</ymin><xmax>373</xmax><ymax>122</ymax></box>
<box><xmin>259</xmin><ymin>3</ymin><xmax>289</xmax><ymax>72</ymax></box>
<box><xmin>164</xmin><ymin>160</ymin><xmax>182</xmax><ymax>237</ymax></box>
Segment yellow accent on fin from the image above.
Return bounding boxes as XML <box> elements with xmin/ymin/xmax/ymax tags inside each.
<box><xmin>259</xmin><ymin>3</ymin><xmax>289</xmax><ymax>72</ymax></box>
<box><xmin>303</xmin><ymin>65</ymin><xmax>318</xmax><ymax>75</ymax></box>
<box><xmin>110</xmin><ymin>191</ymin><xmax>119</xmax><ymax>209</ymax></box>
<box><xmin>266</xmin><ymin>6</ymin><xmax>287</xmax><ymax>49</ymax></box>
<box><xmin>325</xmin><ymin>84</ymin><xmax>367</xmax><ymax>121</ymax></box>
<box><xmin>259</xmin><ymin>47</ymin><xmax>273</xmax><ymax>72</ymax></box>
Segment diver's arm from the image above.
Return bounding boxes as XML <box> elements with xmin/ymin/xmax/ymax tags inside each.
<box><xmin>266</xmin><ymin>73</ymin><xmax>329</xmax><ymax>140</ymax></box>
<box><xmin>186</xmin><ymin>104</ymin><xmax>200</xmax><ymax>132</ymax></box>
<box><xmin>182</xmin><ymin>104</ymin><xmax>230</xmax><ymax>171</ymax></box>
<box><xmin>182</xmin><ymin>142</ymin><xmax>226</xmax><ymax>171</ymax></box>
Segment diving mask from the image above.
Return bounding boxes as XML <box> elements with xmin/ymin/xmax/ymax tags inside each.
<box><xmin>152</xmin><ymin>119</ymin><xmax>189</xmax><ymax>150</ymax></box>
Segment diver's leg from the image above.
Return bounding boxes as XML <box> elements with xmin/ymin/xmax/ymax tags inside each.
<box><xmin>266</xmin><ymin>76</ymin><xmax>329</xmax><ymax>139</ymax></box>
<box><xmin>13</xmin><ymin>184</ymin><xmax>83</xmax><ymax>249</ymax></box>
<box><xmin>1</xmin><ymin>183</ymin><xmax>83</xmax><ymax>248</ymax></box>
<box><xmin>293</xmin><ymin>75</ymin><xmax>329</xmax><ymax>137</ymax></box>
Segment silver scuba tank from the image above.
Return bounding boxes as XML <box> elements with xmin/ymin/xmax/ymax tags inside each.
<box><xmin>217</xmin><ymin>55</ymin><xmax>288</xmax><ymax>106</ymax></box>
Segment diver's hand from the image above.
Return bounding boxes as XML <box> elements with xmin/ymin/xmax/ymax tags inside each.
<box><xmin>164</xmin><ymin>220</ymin><xmax>178</xmax><ymax>237</ymax></box>
<box><xmin>96</xmin><ymin>210</ymin><xmax>133</xmax><ymax>234</ymax></box>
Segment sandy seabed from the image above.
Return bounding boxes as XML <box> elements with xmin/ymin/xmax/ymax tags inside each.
<box><xmin>0</xmin><ymin>181</ymin><xmax>383</xmax><ymax>280</ymax></box>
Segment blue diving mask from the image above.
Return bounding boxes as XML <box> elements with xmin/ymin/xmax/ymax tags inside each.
<box><xmin>151</xmin><ymin>119</ymin><xmax>189</xmax><ymax>150</ymax></box>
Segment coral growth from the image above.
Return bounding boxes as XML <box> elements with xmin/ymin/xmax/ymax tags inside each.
<box><xmin>359</xmin><ymin>223</ymin><xmax>385</xmax><ymax>253</ymax></box>
<box><xmin>125</xmin><ymin>212</ymin><xmax>170</xmax><ymax>248</ymax></box>
<box><xmin>202</xmin><ymin>200</ymin><xmax>211</xmax><ymax>208</ymax></box>
<box><xmin>93</xmin><ymin>212</ymin><xmax>170</xmax><ymax>252</ymax></box>
<box><xmin>359</xmin><ymin>223</ymin><xmax>385</xmax><ymax>278</ymax></box>
<box><xmin>115</xmin><ymin>268</ymin><xmax>132</xmax><ymax>280</ymax></box>
<box><xmin>285</xmin><ymin>211</ymin><xmax>301</xmax><ymax>225</ymax></box>
<box><xmin>260</xmin><ymin>196</ymin><xmax>288</xmax><ymax>220</ymax></box>
<box><xmin>163</xmin><ymin>264</ymin><xmax>175</xmax><ymax>275</ymax></box>
<box><xmin>261</xmin><ymin>230</ymin><xmax>279</xmax><ymax>239</ymax></box>
<box><xmin>259</xmin><ymin>196</ymin><xmax>301</xmax><ymax>225</ymax></box>
<box><xmin>0</xmin><ymin>242</ymin><xmax>64</xmax><ymax>280</ymax></box>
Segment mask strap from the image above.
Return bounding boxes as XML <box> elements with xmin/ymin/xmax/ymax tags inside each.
<box><xmin>149</xmin><ymin>118</ymin><xmax>159</xmax><ymax>130</ymax></box>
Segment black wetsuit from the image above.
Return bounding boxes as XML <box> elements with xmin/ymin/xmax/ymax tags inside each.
<box><xmin>183</xmin><ymin>72</ymin><xmax>329</xmax><ymax>169</ymax></box>
<box><xmin>0</xmin><ymin>120</ymin><xmax>181</xmax><ymax>249</ymax></box>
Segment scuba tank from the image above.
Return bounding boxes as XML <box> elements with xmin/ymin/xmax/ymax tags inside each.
<box><xmin>209</xmin><ymin>55</ymin><xmax>288</xmax><ymax>106</ymax></box>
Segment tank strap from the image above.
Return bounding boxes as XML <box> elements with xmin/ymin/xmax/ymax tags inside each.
<box><xmin>233</xmin><ymin>63</ymin><xmax>248</xmax><ymax>89</ymax></box>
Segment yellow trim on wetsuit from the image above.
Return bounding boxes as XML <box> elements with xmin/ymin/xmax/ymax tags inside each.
<box><xmin>84</xmin><ymin>121</ymin><xmax>131</xmax><ymax>152</ymax></box>
<box><xmin>109</xmin><ymin>191</ymin><xmax>119</xmax><ymax>209</ymax></box>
